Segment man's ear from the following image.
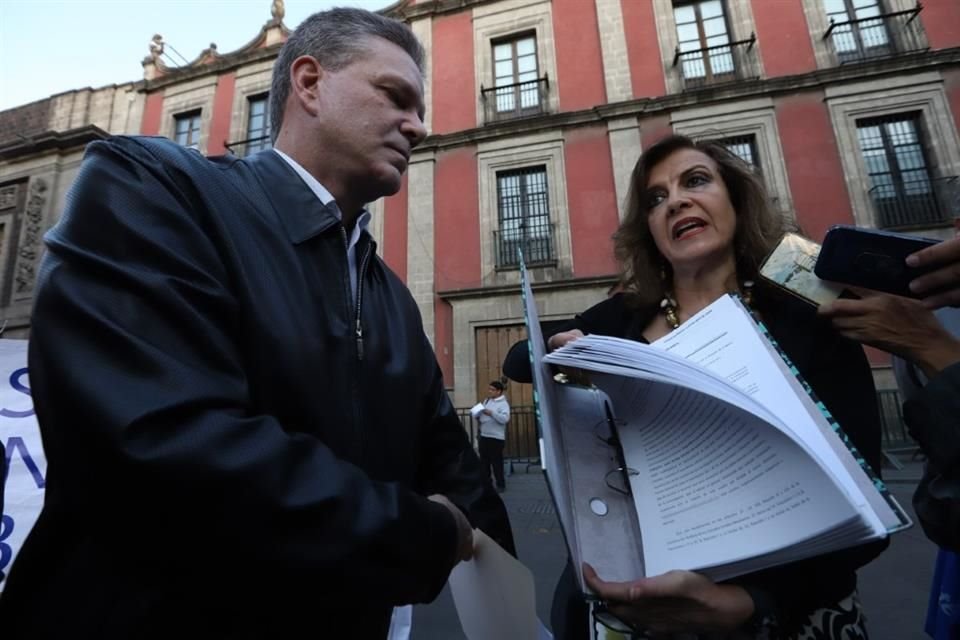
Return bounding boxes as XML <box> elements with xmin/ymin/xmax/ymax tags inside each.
<box><xmin>289</xmin><ymin>55</ymin><xmax>324</xmax><ymax>117</ymax></box>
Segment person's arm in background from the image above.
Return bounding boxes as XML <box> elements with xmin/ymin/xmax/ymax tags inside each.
<box><xmin>903</xmin><ymin>359</ymin><xmax>960</xmax><ymax>552</ymax></box>
<box><xmin>820</xmin><ymin>292</ymin><xmax>960</xmax><ymax>550</ymax></box>
<box><xmin>819</xmin><ymin>290</ymin><xmax>960</xmax><ymax>473</ymax></box>
<box><xmin>487</xmin><ymin>400</ymin><xmax>509</xmax><ymax>425</ymax></box>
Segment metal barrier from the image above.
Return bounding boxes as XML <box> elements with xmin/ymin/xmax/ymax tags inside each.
<box><xmin>480</xmin><ymin>76</ymin><xmax>550</xmax><ymax>124</ymax></box>
<box><xmin>876</xmin><ymin>388</ymin><xmax>921</xmax><ymax>469</ymax></box>
<box><xmin>869</xmin><ymin>176</ymin><xmax>958</xmax><ymax>230</ymax></box>
<box><xmin>673</xmin><ymin>35</ymin><xmax>760</xmax><ymax>91</ymax></box>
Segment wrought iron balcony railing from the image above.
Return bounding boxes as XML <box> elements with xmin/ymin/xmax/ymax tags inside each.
<box><xmin>673</xmin><ymin>35</ymin><xmax>759</xmax><ymax>91</ymax></box>
<box><xmin>481</xmin><ymin>76</ymin><xmax>550</xmax><ymax>124</ymax></box>
<box><xmin>224</xmin><ymin>135</ymin><xmax>272</xmax><ymax>158</ymax></box>
<box><xmin>823</xmin><ymin>4</ymin><xmax>927</xmax><ymax>65</ymax></box>
<box><xmin>494</xmin><ymin>221</ymin><xmax>556</xmax><ymax>269</ymax></box>
<box><xmin>869</xmin><ymin>175</ymin><xmax>958</xmax><ymax>229</ymax></box>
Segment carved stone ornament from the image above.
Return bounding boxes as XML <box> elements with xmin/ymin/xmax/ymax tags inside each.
<box><xmin>271</xmin><ymin>0</ymin><xmax>285</xmax><ymax>21</ymax></box>
<box><xmin>14</xmin><ymin>178</ymin><xmax>48</xmax><ymax>296</ymax></box>
<box><xmin>0</xmin><ymin>185</ymin><xmax>17</xmax><ymax>211</ymax></box>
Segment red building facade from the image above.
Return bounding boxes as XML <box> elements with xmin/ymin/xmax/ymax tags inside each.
<box><xmin>1</xmin><ymin>0</ymin><xmax>959</xmax><ymax>412</ymax></box>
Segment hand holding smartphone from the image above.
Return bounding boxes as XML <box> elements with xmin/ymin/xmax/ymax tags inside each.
<box><xmin>814</xmin><ymin>225</ymin><xmax>939</xmax><ymax>298</ymax></box>
<box><xmin>759</xmin><ymin>233</ymin><xmax>845</xmax><ymax>307</ymax></box>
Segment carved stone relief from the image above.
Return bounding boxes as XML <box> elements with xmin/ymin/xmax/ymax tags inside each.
<box><xmin>13</xmin><ymin>177</ymin><xmax>48</xmax><ymax>298</ymax></box>
<box><xmin>0</xmin><ymin>185</ymin><xmax>18</xmax><ymax>211</ymax></box>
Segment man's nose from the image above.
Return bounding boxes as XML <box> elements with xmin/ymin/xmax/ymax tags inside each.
<box><xmin>402</xmin><ymin>114</ymin><xmax>427</xmax><ymax>148</ymax></box>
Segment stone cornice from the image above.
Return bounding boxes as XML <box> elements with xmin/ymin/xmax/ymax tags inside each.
<box><xmin>438</xmin><ymin>273</ymin><xmax>618</xmax><ymax>300</ymax></box>
<box><xmin>0</xmin><ymin>125</ymin><xmax>110</xmax><ymax>161</ymax></box>
<box><xmin>142</xmin><ymin>44</ymin><xmax>283</xmax><ymax>92</ymax></box>
<box><xmin>389</xmin><ymin>0</ymin><xmax>505</xmax><ymax>21</ymax></box>
<box><xmin>414</xmin><ymin>47</ymin><xmax>960</xmax><ymax>155</ymax></box>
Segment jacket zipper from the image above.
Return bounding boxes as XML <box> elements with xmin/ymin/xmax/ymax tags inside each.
<box><xmin>341</xmin><ymin>225</ymin><xmax>373</xmax><ymax>362</ymax></box>
<box><xmin>354</xmin><ymin>241</ymin><xmax>373</xmax><ymax>361</ymax></box>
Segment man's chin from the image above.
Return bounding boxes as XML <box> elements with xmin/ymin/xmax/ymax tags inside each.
<box><xmin>369</xmin><ymin>167</ymin><xmax>404</xmax><ymax>198</ymax></box>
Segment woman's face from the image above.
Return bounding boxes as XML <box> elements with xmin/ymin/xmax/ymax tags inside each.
<box><xmin>643</xmin><ymin>148</ymin><xmax>737</xmax><ymax>273</ymax></box>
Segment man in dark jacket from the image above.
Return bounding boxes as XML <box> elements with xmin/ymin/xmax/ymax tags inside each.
<box><xmin>0</xmin><ymin>8</ymin><xmax>512</xmax><ymax>638</ymax></box>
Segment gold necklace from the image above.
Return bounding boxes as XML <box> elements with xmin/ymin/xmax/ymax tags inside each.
<box><xmin>660</xmin><ymin>280</ymin><xmax>754</xmax><ymax>330</ymax></box>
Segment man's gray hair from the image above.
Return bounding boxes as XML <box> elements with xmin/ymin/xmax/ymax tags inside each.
<box><xmin>268</xmin><ymin>7</ymin><xmax>425</xmax><ymax>142</ymax></box>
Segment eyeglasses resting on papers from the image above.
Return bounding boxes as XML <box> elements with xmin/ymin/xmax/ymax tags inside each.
<box><xmin>594</xmin><ymin>403</ymin><xmax>639</xmax><ymax>497</ymax></box>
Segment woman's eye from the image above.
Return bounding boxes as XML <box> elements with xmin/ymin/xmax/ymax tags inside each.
<box><xmin>687</xmin><ymin>173</ymin><xmax>709</xmax><ymax>187</ymax></box>
<box><xmin>646</xmin><ymin>193</ymin><xmax>666</xmax><ymax>209</ymax></box>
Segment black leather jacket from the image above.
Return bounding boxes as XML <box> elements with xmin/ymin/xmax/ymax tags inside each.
<box><xmin>0</xmin><ymin>137</ymin><xmax>511</xmax><ymax>638</ymax></box>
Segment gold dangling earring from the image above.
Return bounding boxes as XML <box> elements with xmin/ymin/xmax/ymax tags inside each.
<box><xmin>742</xmin><ymin>280</ymin><xmax>755</xmax><ymax>307</ymax></box>
<box><xmin>660</xmin><ymin>295</ymin><xmax>680</xmax><ymax>329</ymax></box>
<box><xmin>659</xmin><ymin>262</ymin><xmax>680</xmax><ymax>329</ymax></box>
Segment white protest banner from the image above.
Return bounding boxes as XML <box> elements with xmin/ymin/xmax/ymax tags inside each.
<box><xmin>0</xmin><ymin>339</ymin><xmax>44</xmax><ymax>590</ymax></box>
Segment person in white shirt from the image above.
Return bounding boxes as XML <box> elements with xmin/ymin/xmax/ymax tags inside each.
<box><xmin>477</xmin><ymin>381</ymin><xmax>510</xmax><ymax>493</ymax></box>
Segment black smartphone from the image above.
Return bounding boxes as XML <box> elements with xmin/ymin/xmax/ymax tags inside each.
<box><xmin>814</xmin><ymin>225</ymin><xmax>939</xmax><ymax>298</ymax></box>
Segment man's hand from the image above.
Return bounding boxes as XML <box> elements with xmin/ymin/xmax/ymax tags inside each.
<box><xmin>428</xmin><ymin>494</ymin><xmax>474</xmax><ymax>563</ymax></box>
<box><xmin>583</xmin><ymin>563</ymin><xmax>754</xmax><ymax>635</ymax></box>
<box><xmin>547</xmin><ymin>329</ymin><xmax>584</xmax><ymax>352</ymax></box>
<box><xmin>908</xmin><ymin>236</ymin><xmax>960</xmax><ymax>309</ymax></box>
<box><xmin>819</xmin><ymin>288</ymin><xmax>960</xmax><ymax>377</ymax></box>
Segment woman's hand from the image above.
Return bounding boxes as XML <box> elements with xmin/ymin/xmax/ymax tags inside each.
<box><xmin>547</xmin><ymin>329</ymin><xmax>584</xmax><ymax>352</ymax></box>
<box><xmin>583</xmin><ymin>563</ymin><xmax>754</xmax><ymax>635</ymax></box>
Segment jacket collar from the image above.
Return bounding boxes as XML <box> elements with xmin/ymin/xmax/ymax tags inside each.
<box><xmin>243</xmin><ymin>148</ymin><xmax>341</xmax><ymax>245</ymax></box>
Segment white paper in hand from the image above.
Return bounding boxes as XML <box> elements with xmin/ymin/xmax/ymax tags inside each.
<box><xmin>449</xmin><ymin>529</ymin><xmax>539</xmax><ymax>640</ymax></box>
<box><xmin>469</xmin><ymin>402</ymin><xmax>485</xmax><ymax>419</ymax></box>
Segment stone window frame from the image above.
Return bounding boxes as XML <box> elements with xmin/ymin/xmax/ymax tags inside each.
<box><xmin>493</xmin><ymin>164</ymin><xmax>553</xmax><ymax>269</ymax></box>
<box><xmin>671</xmin><ymin>98</ymin><xmax>795</xmax><ymax>218</ymax></box>
<box><xmin>160</xmin><ymin>77</ymin><xmax>217</xmax><ymax>155</ymax></box>
<box><xmin>651</xmin><ymin>0</ymin><xmax>763</xmax><ymax>94</ymax></box>
<box><xmin>472</xmin><ymin>0</ymin><xmax>559</xmax><ymax>126</ymax></box>
<box><xmin>0</xmin><ymin>178</ymin><xmax>26</xmax><ymax>307</ymax></box>
<box><xmin>172</xmin><ymin>110</ymin><xmax>203</xmax><ymax>150</ymax></box>
<box><xmin>800</xmin><ymin>0</ymin><xmax>921</xmax><ymax>70</ymax></box>
<box><xmin>477</xmin><ymin>132</ymin><xmax>572</xmax><ymax>286</ymax></box>
<box><xmin>241</xmin><ymin>93</ymin><xmax>272</xmax><ymax>156</ymax></box>
<box><xmin>228</xmin><ymin>61</ymin><xmax>275</xmax><ymax>156</ymax></box>
<box><xmin>825</xmin><ymin>73</ymin><xmax>960</xmax><ymax>228</ymax></box>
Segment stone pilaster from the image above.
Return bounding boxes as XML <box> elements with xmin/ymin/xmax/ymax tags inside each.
<box><xmin>406</xmin><ymin>153</ymin><xmax>436</xmax><ymax>344</ymax></box>
<box><xmin>606</xmin><ymin>116</ymin><xmax>641</xmax><ymax>220</ymax></box>
<box><xmin>594</xmin><ymin>0</ymin><xmax>633</xmax><ymax>103</ymax></box>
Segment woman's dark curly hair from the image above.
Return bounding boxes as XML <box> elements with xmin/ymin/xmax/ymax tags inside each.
<box><xmin>613</xmin><ymin>134</ymin><xmax>785</xmax><ymax>307</ymax></box>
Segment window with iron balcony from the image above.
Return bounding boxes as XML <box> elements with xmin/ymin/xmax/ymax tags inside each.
<box><xmin>494</xmin><ymin>166</ymin><xmax>556</xmax><ymax>269</ymax></box>
<box><xmin>481</xmin><ymin>34</ymin><xmax>550</xmax><ymax>124</ymax></box>
<box><xmin>821</xmin><ymin>0</ymin><xmax>928</xmax><ymax>66</ymax></box>
<box><xmin>855</xmin><ymin>113</ymin><xmax>957</xmax><ymax>230</ymax></box>
<box><xmin>672</xmin><ymin>0</ymin><xmax>759</xmax><ymax>91</ymax></box>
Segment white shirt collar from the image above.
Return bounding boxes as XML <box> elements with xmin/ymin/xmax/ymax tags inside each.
<box><xmin>272</xmin><ymin>148</ymin><xmax>371</xmax><ymax>233</ymax></box>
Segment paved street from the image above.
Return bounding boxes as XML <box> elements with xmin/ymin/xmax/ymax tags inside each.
<box><xmin>412</xmin><ymin>459</ymin><xmax>939</xmax><ymax>640</ymax></box>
